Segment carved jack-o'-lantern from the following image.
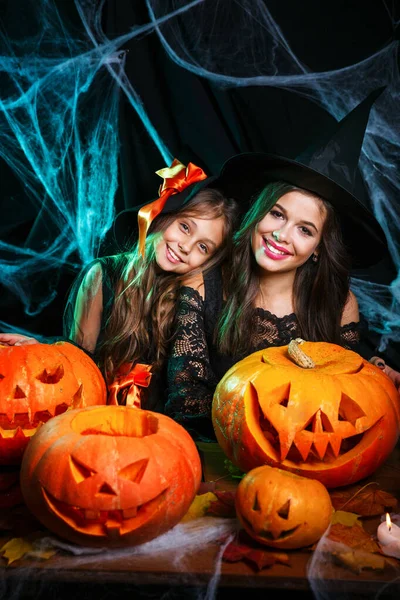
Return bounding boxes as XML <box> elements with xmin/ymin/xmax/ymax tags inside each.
<box><xmin>235</xmin><ymin>465</ymin><xmax>333</xmax><ymax>549</ymax></box>
<box><xmin>212</xmin><ymin>341</ymin><xmax>400</xmax><ymax>488</ymax></box>
<box><xmin>0</xmin><ymin>342</ymin><xmax>107</xmax><ymax>465</ymax></box>
<box><xmin>20</xmin><ymin>405</ymin><xmax>202</xmax><ymax>547</ymax></box>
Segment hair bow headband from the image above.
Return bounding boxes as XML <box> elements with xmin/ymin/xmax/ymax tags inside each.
<box><xmin>137</xmin><ymin>158</ymin><xmax>208</xmax><ymax>257</ymax></box>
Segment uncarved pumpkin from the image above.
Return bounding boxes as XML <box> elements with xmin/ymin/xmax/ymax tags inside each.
<box><xmin>235</xmin><ymin>465</ymin><xmax>333</xmax><ymax>549</ymax></box>
<box><xmin>20</xmin><ymin>405</ymin><xmax>202</xmax><ymax>547</ymax></box>
<box><xmin>212</xmin><ymin>341</ymin><xmax>400</xmax><ymax>488</ymax></box>
<box><xmin>0</xmin><ymin>341</ymin><xmax>107</xmax><ymax>465</ymax></box>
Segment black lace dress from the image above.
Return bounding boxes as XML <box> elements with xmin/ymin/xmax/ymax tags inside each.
<box><xmin>63</xmin><ymin>255</ymin><xmax>166</xmax><ymax>412</ymax></box>
<box><xmin>166</xmin><ymin>266</ymin><xmax>365</xmax><ymax>441</ymax></box>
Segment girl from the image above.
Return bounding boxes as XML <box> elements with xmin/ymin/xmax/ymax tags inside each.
<box><xmin>166</xmin><ymin>89</ymin><xmax>400</xmax><ymax>440</ymax></box>
<box><xmin>0</xmin><ymin>159</ymin><xmax>239</xmax><ymax>410</ymax></box>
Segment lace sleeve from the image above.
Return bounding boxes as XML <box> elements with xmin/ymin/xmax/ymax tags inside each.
<box><xmin>166</xmin><ymin>286</ymin><xmax>218</xmax><ymax>441</ymax></box>
<box><xmin>340</xmin><ymin>320</ymin><xmax>362</xmax><ymax>352</ymax></box>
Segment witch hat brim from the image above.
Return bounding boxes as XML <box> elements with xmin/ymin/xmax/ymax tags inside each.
<box><xmin>216</xmin><ymin>88</ymin><xmax>389</xmax><ymax>269</ymax></box>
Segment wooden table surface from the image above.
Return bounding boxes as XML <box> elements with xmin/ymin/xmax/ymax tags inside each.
<box><xmin>1</xmin><ymin>441</ymin><xmax>400</xmax><ymax>600</ymax></box>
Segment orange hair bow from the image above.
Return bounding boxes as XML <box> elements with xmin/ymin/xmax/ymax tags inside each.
<box><xmin>137</xmin><ymin>158</ymin><xmax>208</xmax><ymax>257</ymax></box>
<box><xmin>107</xmin><ymin>363</ymin><xmax>152</xmax><ymax>408</ymax></box>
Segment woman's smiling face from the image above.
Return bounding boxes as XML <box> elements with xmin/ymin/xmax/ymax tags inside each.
<box><xmin>155</xmin><ymin>214</ymin><xmax>226</xmax><ymax>274</ymax></box>
<box><xmin>251</xmin><ymin>190</ymin><xmax>326</xmax><ymax>275</ymax></box>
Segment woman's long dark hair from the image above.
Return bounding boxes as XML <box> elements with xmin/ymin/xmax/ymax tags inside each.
<box><xmin>98</xmin><ymin>188</ymin><xmax>238</xmax><ymax>382</ymax></box>
<box><xmin>216</xmin><ymin>181</ymin><xmax>351</xmax><ymax>357</ymax></box>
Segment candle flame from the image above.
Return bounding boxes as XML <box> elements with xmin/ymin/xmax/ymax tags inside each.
<box><xmin>386</xmin><ymin>512</ymin><xmax>392</xmax><ymax>531</ymax></box>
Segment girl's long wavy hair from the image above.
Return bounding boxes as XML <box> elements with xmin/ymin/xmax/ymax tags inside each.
<box><xmin>217</xmin><ymin>181</ymin><xmax>351</xmax><ymax>357</ymax></box>
<box><xmin>98</xmin><ymin>188</ymin><xmax>238</xmax><ymax>383</ymax></box>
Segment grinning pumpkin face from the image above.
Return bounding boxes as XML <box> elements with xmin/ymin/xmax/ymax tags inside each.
<box><xmin>0</xmin><ymin>342</ymin><xmax>107</xmax><ymax>465</ymax></box>
<box><xmin>212</xmin><ymin>341</ymin><xmax>400</xmax><ymax>488</ymax></box>
<box><xmin>20</xmin><ymin>405</ymin><xmax>202</xmax><ymax>547</ymax></box>
<box><xmin>235</xmin><ymin>465</ymin><xmax>333</xmax><ymax>549</ymax></box>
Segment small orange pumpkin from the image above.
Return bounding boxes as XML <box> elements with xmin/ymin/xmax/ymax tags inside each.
<box><xmin>0</xmin><ymin>341</ymin><xmax>107</xmax><ymax>465</ymax></box>
<box><xmin>235</xmin><ymin>465</ymin><xmax>333</xmax><ymax>549</ymax></box>
<box><xmin>212</xmin><ymin>341</ymin><xmax>400</xmax><ymax>488</ymax></box>
<box><xmin>20</xmin><ymin>405</ymin><xmax>202</xmax><ymax>547</ymax></box>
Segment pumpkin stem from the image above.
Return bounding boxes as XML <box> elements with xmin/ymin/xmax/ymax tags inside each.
<box><xmin>288</xmin><ymin>339</ymin><xmax>315</xmax><ymax>369</ymax></box>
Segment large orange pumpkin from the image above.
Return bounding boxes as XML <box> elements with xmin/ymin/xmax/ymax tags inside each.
<box><xmin>235</xmin><ymin>465</ymin><xmax>333</xmax><ymax>549</ymax></box>
<box><xmin>20</xmin><ymin>405</ymin><xmax>202</xmax><ymax>547</ymax></box>
<box><xmin>0</xmin><ymin>342</ymin><xmax>107</xmax><ymax>465</ymax></box>
<box><xmin>212</xmin><ymin>341</ymin><xmax>400</xmax><ymax>488</ymax></box>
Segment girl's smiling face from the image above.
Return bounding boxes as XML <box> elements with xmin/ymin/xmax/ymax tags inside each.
<box><xmin>251</xmin><ymin>190</ymin><xmax>326</xmax><ymax>275</ymax></box>
<box><xmin>155</xmin><ymin>214</ymin><xmax>226</xmax><ymax>274</ymax></box>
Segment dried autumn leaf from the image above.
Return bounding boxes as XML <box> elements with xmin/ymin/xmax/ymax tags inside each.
<box><xmin>245</xmin><ymin>549</ymin><xmax>290</xmax><ymax>571</ymax></box>
<box><xmin>206</xmin><ymin>491</ymin><xmax>236</xmax><ymax>518</ymax></box>
<box><xmin>0</xmin><ymin>534</ymin><xmax>58</xmax><ymax>566</ymax></box>
<box><xmin>328</xmin><ymin>523</ymin><xmax>380</xmax><ymax>554</ymax></box>
<box><xmin>331</xmin><ymin>510</ymin><xmax>362</xmax><ymax>527</ymax></box>
<box><xmin>223</xmin><ymin>532</ymin><xmax>289</xmax><ymax>571</ymax></box>
<box><xmin>330</xmin><ymin>485</ymin><xmax>398</xmax><ymax>516</ymax></box>
<box><xmin>223</xmin><ymin>539</ymin><xmax>253</xmax><ymax>562</ymax></box>
<box><xmin>180</xmin><ymin>492</ymin><xmax>218</xmax><ymax>522</ymax></box>
<box><xmin>332</xmin><ymin>550</ymin><xmax>385</xmax><ymax>573</ymax></box>
<box><xmin>0</xmin><ymin>537</ymin><xmax>34</xmax><ymax>565</ymax></box>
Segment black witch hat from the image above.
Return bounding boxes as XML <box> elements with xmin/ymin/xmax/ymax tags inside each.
<box><xmin>215</xmin><ymin>87</ymin><xmax>388</xmax><ymax>268</ymax></box>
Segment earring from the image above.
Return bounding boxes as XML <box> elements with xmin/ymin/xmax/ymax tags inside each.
<box><xmin>312</xmin><ymin>253</ymin><xmax>318</xmax><ymax>263</ymax></box>
<box><xmin>272</xmin><ymin>230</ymin><xmax>280</xmax><ymax>242</ymax></box>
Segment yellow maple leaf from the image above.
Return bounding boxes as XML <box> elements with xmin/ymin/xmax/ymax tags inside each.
<box><xmin>0</xmin><ymin>538</ymin><xmax>34</xmax><ymax>565</ymax></box>
<box><xmin>332</xmin><ymin>550</ymin><xmax>385</xmax><ymax>573</ymax></box>
<box><xmin>331</xmin><ymin>510</ymin><xmax>361</xmax><ymax>527</ymax></box>
<box><xmin>180</xmin><ymin>492</ymin><xmax>218</xmax><ymax>522</ymax></box>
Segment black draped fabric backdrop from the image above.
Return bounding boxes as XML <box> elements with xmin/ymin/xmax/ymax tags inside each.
<box><xmin>0</xmin><ymin>0</ymin><xmax>399</xmax><ymax>364</ymax></box>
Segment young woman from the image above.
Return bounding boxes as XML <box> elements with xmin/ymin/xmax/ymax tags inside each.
<box><xmin>0</xmin><ymin>159</ymin><xmax>239</xmax><ymax>411</ymax></box>
<box><xmin>165</xmin><ymin>89</ymin><xmax>400</xmax><ymax>440</ymax></box>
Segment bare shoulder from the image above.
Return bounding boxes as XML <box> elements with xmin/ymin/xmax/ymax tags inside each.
<box><xmin>181</xmin><ymin>272</ymin><xmax>206</xmax><ymax>299</ymax></box>
<box><xmin>341</xmin><ymin>290</ymin><xmax>360</xmax><ymax>325</ymax></box>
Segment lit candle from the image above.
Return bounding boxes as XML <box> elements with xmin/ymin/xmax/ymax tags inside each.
<box><xmin>377</xmin><ymin>513</ymin><xmax>400</xmax><ymax>558</ymax></box>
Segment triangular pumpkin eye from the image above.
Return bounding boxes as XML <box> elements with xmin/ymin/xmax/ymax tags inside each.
<box><xmin>0</xmin><ymin>374</ymin><xmax>4</xmax><ymax>380</ymax></box>
<box><xmin>277</xmin><ymin>499</ymin><xmax>290</xmax><ymax>519</ymax></box>
<box><xmin>98</xmin><ymin>482</ymin><xmax>117</xmax><ymax>496</ymax></box>
<box><xmin>252</xmin><ymin>493</ymin><xmax>261</xmax><ymax>511</ymax></box>
<box><xmin>70</xmin><ymin>455</ymin><xmax>97</xmax><ymax>483</ymax></box>
<box><xmin>119</xmin><ymin>458</ymin><xmax>149</xmax><ymax>483</ymax></box>
<box><xmin>72</xmin><ymin>385</ymin><xmax>83</xmax><ymax>403</ymax></box>
<box><xmin>338</xmin><ymin>394</ymin><xmax>366</xmax><ymax>425</ymax></box>
<box><xmin>36</xmin><ymin>365</ymin><xmax>64</xmax><ymax>384</ymax></box>
<box><xmin>14</xmin><ymin>385</ymin><xmax>26</xmax><ymax>399</ymax></box>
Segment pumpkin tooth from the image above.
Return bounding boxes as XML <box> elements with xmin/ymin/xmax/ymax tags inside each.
<box><xmin>312</xmin><ymin>409</ymin><xmax>323</xmax><ymax>434</ymax></box>
<box><xmin>328</xmin><ymin>433</ymin><xmax>342</xmax><ymax>457</ymax></box>
<box><xmin>122</xmin><ymin>507</ymin><xmax>138</xmax><ymax>518</ymax></box>
<box><xmin>45</xmin><ymin>405</ymin><xmax>56</xmax><ymax>417</ymax></box>
<box><xmin>312</xmin><ymin>434</ymin><xmax>330</xmax><ymax>460</ymax></box>
<box><xmin>14</xmin><ymin>426</ymin><xmax>29</xmax><ymax>440</ymax></box>
<box><xmin>0</xmin><ymin>426</ymin><xmax>29</xmax><ymax>440</ymax></box>
<box><xmin>293</xmin><ymin>431</ymin><xmax>313</xmax><ymax>461</ymax></box>
<box><xmin>279</xmin><ymin>431</ymin><xmax>295</xmax><ymax>461</ymax></box>
<box><xmin>84</xmin><ymin>509</ymin><xmax>101</xmax><ymax>520</ymax></box>
<box><xmin>103</xmin><ymin>521</ymin><xmax>122</xmax><ymax>538</ymax></box>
